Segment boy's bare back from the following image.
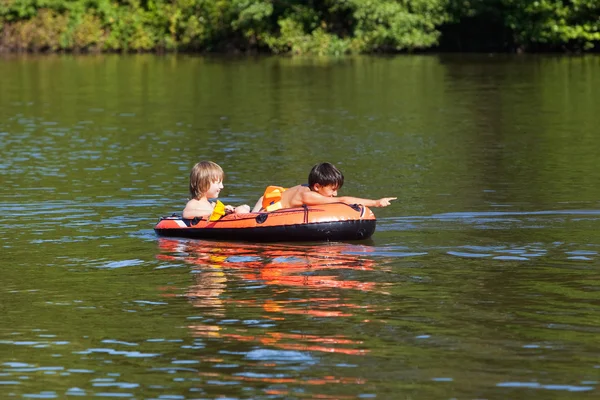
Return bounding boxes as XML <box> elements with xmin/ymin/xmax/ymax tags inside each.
<box><xmin>279</xmin><ymin>185</ymin><xmax>312</xmax><ymax>209</ymax></box>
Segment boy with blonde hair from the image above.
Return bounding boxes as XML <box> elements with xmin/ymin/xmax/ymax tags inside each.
<box><xmin>183</xmin><ymin>161</ymin><xmax>250</xmax><ymax>219</ymax></box>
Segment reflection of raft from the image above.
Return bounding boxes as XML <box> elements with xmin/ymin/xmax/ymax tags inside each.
<box><xmin>154</xmin><ymin>203</ymin><xmax>376</xmax><ymax>242</ymax></box>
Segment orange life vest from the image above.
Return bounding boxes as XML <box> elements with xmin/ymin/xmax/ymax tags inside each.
<box><xmin>261</xmin><ymin>186</ymin><xmax>288</xmax><ymax>212</ymax></box>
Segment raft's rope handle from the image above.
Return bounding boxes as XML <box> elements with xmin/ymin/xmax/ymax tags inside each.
<box><xmin>359</xmin><ymin>204</ymin><xmax>365</xmax><ymax>218</ymax></box>
<box><xmin>255</xmin><ymin>213</ymin><xmax>269</xmax><ymax>224</ymax></box>
<box><xmin>302</xmin><ymin>204</ymin><xmax>309</xmax><ymax>224</ymax></box>
<box><xmin>345</xmin><ymin>203</ymin><xmax>366</xmax><ymax>218</ymax></box>
<box><xmin>191</xmin><ymin>217</ymin><xmax>203</xmax><ymax>226</ymax></box>
<box><xmin>347</xmin><ymin>203</ymin><xmax>361</xmax><ymax>212</ymax></box>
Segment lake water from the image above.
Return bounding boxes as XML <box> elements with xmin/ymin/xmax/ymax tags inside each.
<box><xmin>1</xmin><ymin>54</ymin><xmax>599</xmax><ymax>399</ymax></box>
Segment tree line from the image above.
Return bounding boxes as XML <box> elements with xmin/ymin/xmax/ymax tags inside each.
<box><xmin>1</xmin><ymin>0</ymin><xmax>598</xmax><ymax>54</ymax></box>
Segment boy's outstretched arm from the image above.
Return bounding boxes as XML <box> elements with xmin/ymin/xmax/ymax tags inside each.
<box><xmin>337</xmin><ymin>196</ymin><xmax>397</xmax><ymax>207</ymax></box>
<box><xmin>300</xmin><ymin>191</ymin><xmax>396</xmax><ymax>207</ymax></box>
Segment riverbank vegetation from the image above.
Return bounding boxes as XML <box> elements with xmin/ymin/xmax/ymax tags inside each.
<box><xmin>1</xmin><ymin>1</ymin><xmax>599</xmax><ymax>54</ymax></box>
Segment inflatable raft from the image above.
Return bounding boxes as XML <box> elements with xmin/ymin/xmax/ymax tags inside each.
<box><xmin>154</xmin><ymin>203</ymin><xmax>376</xmax><ymax>242</ymax></box>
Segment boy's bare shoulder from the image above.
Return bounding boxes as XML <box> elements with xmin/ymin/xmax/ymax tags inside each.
<box><xmin>284</xmin><ymin>185</ymin><xmax>311</xmax><ymax>199</ymax></box>
<box><xmin>184</xmin><ymin>198</ymin><xmax>202</xmax><ymax>208</ymax></box>
<box><xmin>288</xmin><ymin>184</ymin><xmax>310</xmax><ymax>193</ymax></box>
<box><xmin>280</xmin><ymin>185</ymin><xmax>311</xmax><ymax>209</ymax></box>
<box><xmin>183</xmin><ymin>198</ymin><xmax>213</xmax><ymax>218</ymax></box>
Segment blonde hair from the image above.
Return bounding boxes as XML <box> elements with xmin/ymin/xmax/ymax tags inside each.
<box><xmin>189</xmin><ymin>161</ymin><xmax>224</xmax><ymax>199</ymax></box>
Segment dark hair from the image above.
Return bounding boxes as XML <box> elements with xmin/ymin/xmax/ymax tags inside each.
<box><xmin>308</xmin><ymin>162</ymin><xmax>344</xmax><ymax>189</ymax></box>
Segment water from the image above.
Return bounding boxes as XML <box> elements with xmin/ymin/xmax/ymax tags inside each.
<box><xmin>1</xmin><ymin>54</ymin><xmax>599</xmax><ymax>399</ymax></box>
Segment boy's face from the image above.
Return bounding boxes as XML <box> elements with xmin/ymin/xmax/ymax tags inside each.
<box><xmin>314</xmin><ymin>184</ymin><xmax>338</xmax><ymax>197</ymax></box>
<box><xmin>206</xmin><ymin>179</ymin><xmax>224</xmax><ymax>199</ymax></box>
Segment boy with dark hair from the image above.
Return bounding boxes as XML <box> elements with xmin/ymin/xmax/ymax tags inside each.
<box><xmin>252</xmin><ymin>162</ymin><xmax>396</xmax><ymax>212</ymax></box>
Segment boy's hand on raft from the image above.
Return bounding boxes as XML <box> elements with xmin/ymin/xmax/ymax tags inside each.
<box><xmin>235</xmin><ymin>205</ymin><xmax>251</xmax><ymax>214</ymax></box>
<box><xmin>225</xmin><ymin>205</ymin><xmax>250</xmax><ymax>214</ymax></box>
<box><xmin>375</xmin><ymin>197</ymin><xmax>397</xmax><ymax>207</ymax></box>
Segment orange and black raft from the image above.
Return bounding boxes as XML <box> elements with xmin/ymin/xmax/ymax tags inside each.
<box><xmin>154</xmin><ymin>203</ymin><xmax>376</xmax><ymax>242</ymax></box>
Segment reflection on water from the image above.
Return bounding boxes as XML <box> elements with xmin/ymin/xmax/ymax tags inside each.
<box><xmin>156</xmin><ymin>239</ymin><xmax>383</xmax><ymax>394</ymax></box>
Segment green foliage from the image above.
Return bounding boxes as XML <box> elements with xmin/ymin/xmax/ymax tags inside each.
<box><xmin>258</xmin><ymin>0</ymin><xmax>450</xmax><ymax>54</ymax></box>
<box><xmin>264</xmin><ymin>17</ymin><xmax>352</xmax><ymax>55</ymax></box>
<box><xmin>503</xmin><ymin>0</ymin><xmax>600</xmax><ymax>51</ymax></box>
<box><xmin>349</xmin><ymin>0</ymin><xmax>450</xmax><ymax>51</ymax></box>
<box><xmin>0</xmin><ymin>0</ymin><xmax>599</xmax><ymax>53</ymax></box>
<box><xmin>1</xmin><ymin>9</ymin><xmax>68</xmax><ymax>51</ymax></box>
<box><xmin>445</xmin><ymin>0</ymin><xmax>600</xmax><ymax>51</ymax></box>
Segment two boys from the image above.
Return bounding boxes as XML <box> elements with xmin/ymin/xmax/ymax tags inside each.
<box><xmin>183</xmin><ymin>161</ymin><xmax>395</xmax><ymax>219</ymax></box>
